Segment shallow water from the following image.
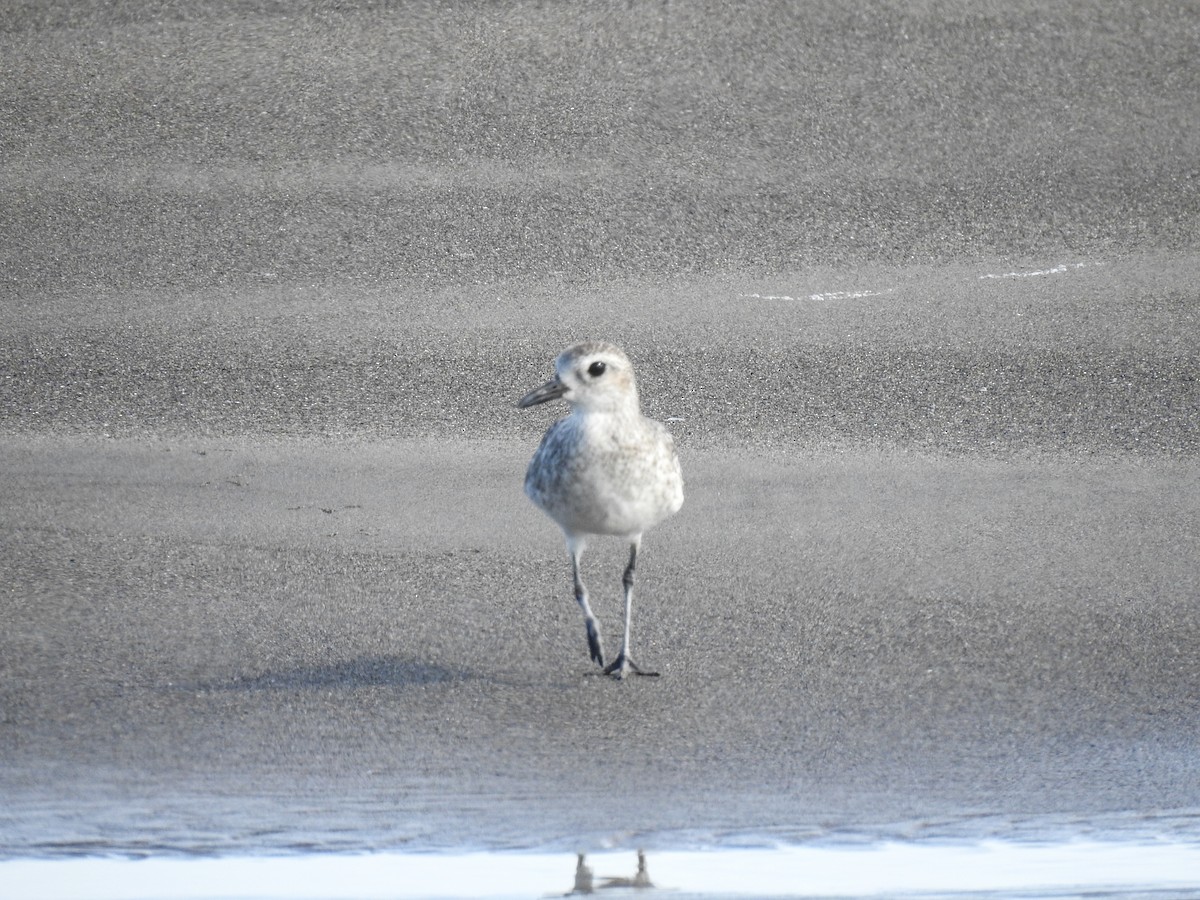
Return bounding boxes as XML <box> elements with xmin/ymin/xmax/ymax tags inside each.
<box><xmin>4</xmin><ymin>837</ymin><xmax>1200</xmax><ymax>900</ymax></box>
<box><xmin>3</xmin><ymin>805</ymin><xmax>1200</xmax><ymax>900</ymax></box>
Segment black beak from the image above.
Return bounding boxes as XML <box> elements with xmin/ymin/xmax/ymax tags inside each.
<box><xmin>517</xmin><ymin>376</ymin><xmax>568</xmax><ymax>408</ymax></box>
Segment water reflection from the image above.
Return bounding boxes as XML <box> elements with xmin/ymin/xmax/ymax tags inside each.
<box><xmin>565</xmin><ymin>849</ymin><xmax>653</xmax><ymax>894</ymax></box>
<box><xmin>566</xmin><ymin>852</ymin><xmax>593</xmax><ymax>895</ymax></box>
<box><xmin>601</xmin><ymin>849</ymin><xmax>653</xmax><ymax>890</ymax></box>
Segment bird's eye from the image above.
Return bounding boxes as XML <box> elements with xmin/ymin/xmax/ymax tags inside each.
<box><xmin>587</xmin><ymin>361</ymin><xmax>607</xmax><ymax>378</ymax></box>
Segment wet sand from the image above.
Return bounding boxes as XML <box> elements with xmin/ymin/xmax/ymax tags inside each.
<box><xmin>2</xmin><ymin>0</ymin><xmax>1200</xmax><ymax>860</ymax></box>
<box><xmin>2</xmin><ymin>430</ymin><xmax>1199</xmax><ymax>852</ymax></box>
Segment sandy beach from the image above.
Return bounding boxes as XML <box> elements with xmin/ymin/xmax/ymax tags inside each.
<box><xmin>2</xmin><ymin>0</ymin><xmax>1199</xmax><ymax>865</ymax></box>
<box><xmin>3</xmin><ymin>429</ymin><xmax>1199</xmax><ymax>854</ymax></box>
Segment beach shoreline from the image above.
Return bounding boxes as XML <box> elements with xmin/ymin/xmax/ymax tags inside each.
<box><xmin>3</xmin><ymin>0</ymin><xmax>1199</xmax><ymax>872</ymax></box>
<box><xmin>3</xmin><ymin>434</ymin><xmax>1198</xmax><ymax>856</ymax></box>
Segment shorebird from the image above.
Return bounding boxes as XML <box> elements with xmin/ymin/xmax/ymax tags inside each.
<box><xmin>518</xmin><ymin>341</ymin><xmax>684</xmax><ymax>679</ymax></box>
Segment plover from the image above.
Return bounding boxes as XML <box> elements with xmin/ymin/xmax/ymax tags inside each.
<box><xmin>518</xmin><ymin>341</ymin><xmax>684</xmax><ymax>679</ymax></box>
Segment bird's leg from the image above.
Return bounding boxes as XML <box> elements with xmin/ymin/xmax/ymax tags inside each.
<box><xmin>569</xmin><ymin>541</ymin><xmax>605</xmax><ymax>668</ymax></box>
<box><xmin>604</xmin><ymin>537</ymin><xmax>658</xmax><ymax>679</ymax></box>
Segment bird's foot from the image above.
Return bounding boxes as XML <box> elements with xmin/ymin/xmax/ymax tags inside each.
<box><xmin>603</xmin><ymin>652</ymin><xmax>659</xmax><ymax>680</ymax></box>
<box><xmin>585</xmin><ymin>618</ymin><xmax>605</xmax><ymax>668</ymax></box>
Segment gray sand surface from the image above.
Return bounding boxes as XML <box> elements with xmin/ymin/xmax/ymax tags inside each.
<box><xmin>2</xmin><ymin>0</ymin><xmax>1199</xmax><ymax>858</ymax></box>
<box><xmin>3</xmin><ymin>435</ymin><xmax>1199</xmax><ymax>853</ymax></box>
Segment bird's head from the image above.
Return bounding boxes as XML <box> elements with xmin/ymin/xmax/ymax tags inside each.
<box><xmin>517</xmin><ymin>341</ymin><xmax>640</xmax><ymax>414</ymax></box>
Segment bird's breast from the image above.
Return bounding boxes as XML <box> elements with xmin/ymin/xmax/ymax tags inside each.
<box><xmin>525</xmin><ymin>413</ymin><xmax>682</xmax><ymax>537</ymax></box>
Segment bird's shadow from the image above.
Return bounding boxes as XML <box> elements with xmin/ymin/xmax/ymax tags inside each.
<box><xmin>174</xmin><ymin>656</ymin><xmax>475</xmax><ymax>694</ymax></box>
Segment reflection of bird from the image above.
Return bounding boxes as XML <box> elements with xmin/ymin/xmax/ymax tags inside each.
<box><xmin>568</xmin><ymin>852</ymin><xmax>594</xmax><ymax>895</ymax></box>
<box><xmin>519</xmin><ymin>341</ymin><xmax>684</xmax><ymax>679</ymax></box>
<box><xmin>600</xmin><ymin>849</ymin><xmax>653</xmax><ymax>889</ymax></box>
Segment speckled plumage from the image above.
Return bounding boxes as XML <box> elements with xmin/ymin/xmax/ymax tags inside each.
<box><xmin>525</xmin><ymin>391</ymin><xmax>682</xmax><ymax>538</ymax></box>
<box><xmin>518</xmin><ymin>341</ymin><xmax>683</xmax><ymax>678</ymax></box>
